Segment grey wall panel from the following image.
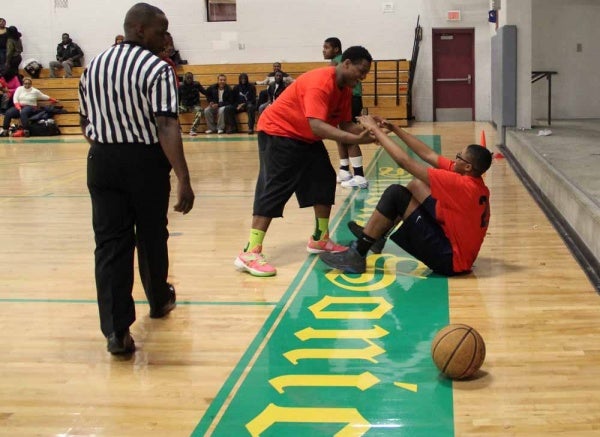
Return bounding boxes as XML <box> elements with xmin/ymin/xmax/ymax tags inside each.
<box><xmin>492</xmin><ymin>25</ymin><xmax>517</xmax><ymax>128</ymax></box>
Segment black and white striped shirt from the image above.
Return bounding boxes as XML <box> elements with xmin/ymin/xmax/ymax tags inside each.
<box><xmin>78</xmin><ymin>42</ymin><xmax>178</xmax><ymax>145</ymax></box>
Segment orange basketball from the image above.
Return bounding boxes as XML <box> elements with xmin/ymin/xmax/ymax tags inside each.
<box><xmin>431</xmin><ymin>324</ymin><xmax>486</xmax><ymax>379</ymax></box>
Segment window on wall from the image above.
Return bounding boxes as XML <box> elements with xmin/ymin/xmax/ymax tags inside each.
<box><xmin>207</xmin><ymin>0</ymin><xmax>236</xmax><ymax>22</ymax></box>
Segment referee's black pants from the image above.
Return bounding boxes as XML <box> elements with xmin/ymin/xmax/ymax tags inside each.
<box><xmin>87</xmin><ymin>142</ymin><xmax>172</xmax><ymax>337</ymax></box>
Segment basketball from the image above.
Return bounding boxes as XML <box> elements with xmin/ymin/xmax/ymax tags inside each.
<box><xmin>431</xmin><ymin>324</ymin><xmax>486</xmax><ymax>379</ymax></box>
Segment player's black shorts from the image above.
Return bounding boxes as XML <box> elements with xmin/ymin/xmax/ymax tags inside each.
<box><xmin>253</xmin><ymin>132</ymin><xmax>336</xmax><ymax>218</ymax></box>
<box><xmin>351</xmin><ymin>95</ymin><xmax>363</xmax><ymax>121</ymax></box>
<box><xmin>389</xmin><ymin>196</ymin><xmax>456</xmax><ymax>276</ymax></box>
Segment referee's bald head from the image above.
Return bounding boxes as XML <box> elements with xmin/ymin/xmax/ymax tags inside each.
<box><xmin>124</xmin><ymin>3</ymin><xmax>168</xmax><ymax>55</ymax></box>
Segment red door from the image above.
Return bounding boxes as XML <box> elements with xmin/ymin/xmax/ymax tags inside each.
<box><xmin>432</xmin><ymin>28</ymin><xmax>475</xmax><ymax>121</ymax></box>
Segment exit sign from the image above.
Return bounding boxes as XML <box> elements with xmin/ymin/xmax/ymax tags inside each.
<box><xmin>447</xmin><ymin>10</ymin><xmax>461</xmax><ymax>21</ymax></box>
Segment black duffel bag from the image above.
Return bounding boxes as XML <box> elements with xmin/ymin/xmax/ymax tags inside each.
<box><xmin>28</xmin><ymin>119</ymin><xmax>61</xmax><ymax>136</ymax></box>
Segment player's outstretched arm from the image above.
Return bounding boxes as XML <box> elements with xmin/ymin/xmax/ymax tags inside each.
<box><xmin>372</xmin><ymin>116</ymin><xmax>439</xmax><ymax>167</ymax></box>
<box><xmin>308</xmin><ymin>118</ymin><xmax>373</xmax><ymax>145</ymax></box>
<box><xmin>358</xmin><ymin>115</ymin><xmax>429</xmax><ymax>184</ymax></box>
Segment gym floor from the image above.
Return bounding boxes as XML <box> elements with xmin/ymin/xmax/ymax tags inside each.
<box><xmin>1</xmin><ymin>122</ymin><xmax>598</xmax><ymax>436</ymax></box>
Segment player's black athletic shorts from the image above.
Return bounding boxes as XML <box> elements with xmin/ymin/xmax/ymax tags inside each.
<box><xmin>351</xmin><ymin>95</ymin><xmax>363</xmax><ymax>121</ymax></box>
<box><xmin>389</xmin><ymin>196</ymin><xmax>456</xmax><ymax>275</ymax></box>
<box><xmin>253</xmin><ymin>132</ymin><xmax>336</xmax><ymax>218</ymax></box>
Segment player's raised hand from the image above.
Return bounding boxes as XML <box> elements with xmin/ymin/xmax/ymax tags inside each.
<box><xmin>371</xmin><ymin>115</ymin><xmax>393</xmax><ymax>132</ymax></box>
<box><xmin>357</xmin><ymin>114</ymin><xmax>378</xmax><ymax>130</ymax></box>
<box><xmin>355</xmin><ymin>125</ymin><xmax>376</xmax><ymax>144</ymax></box>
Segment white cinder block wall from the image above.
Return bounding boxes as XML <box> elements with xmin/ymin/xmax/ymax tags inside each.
<box><xmin>532</xmin><ymin>0</ymin><xmax>600</xmax><ymax>121</ymax></box>
<box><xmin>2</xmin><ymin>1</ymin><xmax>599</xmax><ymax>122</ymax></box>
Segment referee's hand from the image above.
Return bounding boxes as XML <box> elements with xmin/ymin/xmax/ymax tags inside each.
<box><xmin>174</xmin><ymin>180</ymin><xmax>195</xmax><ymax>214</ymax></box>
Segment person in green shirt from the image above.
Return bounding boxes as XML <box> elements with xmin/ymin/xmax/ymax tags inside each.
<box><xmin>322</xmin><ymin>37</ymin><xmax>368</xmax><ymax>189</ymax></box>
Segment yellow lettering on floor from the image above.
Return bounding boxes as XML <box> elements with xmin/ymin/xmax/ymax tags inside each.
<box><xmin>294</xmin><ymin>325</ymin><xmax>389</xmax><ymax>341</ymax></box>
<box><xmin>246</xmin><ymin>403</ymin><xmax>371</xmax><ymax>437</ymax></box>
<box><xmin>325</xmin><ymin>254</ymin><xmax>430</xmax><ymax>291</ymax></box>
<box><xmin>283</xmin><ymin>339</ymin><xmax>385</xmax><ymax>364</ymax></box>
<box><xmin>309</xmin><ymin>296</ymin><xmax>393</xmax><ymax>319</ymax></box>
<box><xmin>394</xmin><ymin>382</ymin><xmax>419</xmax><ymax>393</ymax></box>
<box><xmin>269</xmin><ymin>371</ymin><xmax>380</xmax><ymax>394</ymax></box>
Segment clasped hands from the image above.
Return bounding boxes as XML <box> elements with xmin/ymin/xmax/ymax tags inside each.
<box><xmin>356</xmin><ymin>114</ymin><xmax>392</xmax><ymax>144</ymax></box>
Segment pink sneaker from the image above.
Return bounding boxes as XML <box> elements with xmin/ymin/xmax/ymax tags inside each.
<box><xmin>307</xmin><ymin>234</ymin><xmax>349</xmax><ymax>254</ymax></box>
<box><xmin>234</xmin><ymin>246</ymin><xmax>277</xmax><ymax>277</ymax></box>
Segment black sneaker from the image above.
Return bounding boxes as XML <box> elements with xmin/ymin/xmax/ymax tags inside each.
<box><xmin>106</xmin><ymin>330</ymin><xmax>135</xmax><ymax>355</ymax></box>
<box><xmin>319</xmin><ymin>243</ymin><xmax>366</xmax><ymax>274</ymax></box>
<box><xmin>347</xmin><ymin>221</ymin><xmax>387</xmax><ymax>254</ymax></box>
<box><xmin>149</xmin><ymin>283</ymin><xmax>177</xmax><ymax>318</ymax></box>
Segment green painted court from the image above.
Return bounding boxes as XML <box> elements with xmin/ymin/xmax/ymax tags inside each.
<box><xmin>194</xmin><ymin>137</ymin><xmax>455</xmax><ymax>436</ymax></box>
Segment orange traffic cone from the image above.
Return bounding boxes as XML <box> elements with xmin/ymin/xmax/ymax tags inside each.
<box><xmin>480</xmin><ymin>129</ymin><xmax>505</xmax><ymax>159</ymax></box>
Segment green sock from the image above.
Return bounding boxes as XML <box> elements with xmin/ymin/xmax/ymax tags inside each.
<box><xmin>312</xmin><ymin>217</ymin><xmax>329</xmax><ymax>241</ymax></box>
<box><xmin>244</xmin><ymin>229</ymin><xmax>266</xmax><ymax>252</ymax></box>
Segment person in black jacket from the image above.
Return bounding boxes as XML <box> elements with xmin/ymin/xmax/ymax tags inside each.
<box><xmin>0</xmin><ymin>18</ymin><xmax>7</xmax><ymax>71</ymax></box>
<box><xmin>49</xmin><ymin>33</ymin><xmax>84</xmax><ymax>78</ymax></box>
<box><xmin>232</xmin><ymin>73</ymin><xmax>257</xmax><ymax>134</ymax></box>
<box><xmin>203</xmin><ymin>74</ymin><xmax>235</xmax><ymax>134</ymax></box>
<box><xmin>257</xmin><ymin>70</ymin><xmax>286</xmax><ymax>118</ymax></box>
<box><xmin>179</xmin><ymin>72</ymin><xmax>207</xmax><ymax>136</ymax></box>
<box><xmin>4</xmin><ymin>25</ymin><xmax>22</xmax><ymax>76</ymax></box>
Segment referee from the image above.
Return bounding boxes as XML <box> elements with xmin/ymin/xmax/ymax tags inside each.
<box><xmin>79</xmin><ymin>3</ymin><xmax>195</xmax><ymax>355</ymax></box>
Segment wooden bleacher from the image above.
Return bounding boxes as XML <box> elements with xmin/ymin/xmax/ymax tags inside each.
<box><xmin>4</xmin><ymin>60</ymin><xmax>409</xmax><ymax>135</ymax></box>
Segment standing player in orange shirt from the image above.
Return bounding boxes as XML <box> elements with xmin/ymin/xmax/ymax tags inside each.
<box><xmin>320</xmin><ymin>115</ymin><xmax>493</xmax><ymax>275</ymax></box>
<box><xmin>234</xmin><ymin>46</ymin><xmax>374</xmax><ymax>277</ymax></box>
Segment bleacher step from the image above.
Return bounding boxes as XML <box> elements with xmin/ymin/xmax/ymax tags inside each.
<box><xmin>11</xmin><ymin>60</ymin><xmax>411</xmax><ymax>135</ymax></box>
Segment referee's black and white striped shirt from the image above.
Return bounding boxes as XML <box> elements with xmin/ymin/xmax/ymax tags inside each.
<box><xmin>78</xmin><ymin>42</ymin><xmax>178</xmax><ymax>145</ymax></box>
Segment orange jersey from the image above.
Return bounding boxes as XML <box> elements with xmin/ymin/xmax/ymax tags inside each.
<box><xmin>257</xmin><ymin>67</ymin><xmax>352</xmax><ymax>143</ymax></box>
<box><xmin>428</xmin><ymin>156</ymin><xmax>491</xmax><ymax>272</ymax></box>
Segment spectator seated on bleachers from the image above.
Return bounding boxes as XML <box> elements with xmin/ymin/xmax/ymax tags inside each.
<box><xmin>49</xmin><ymin>33</ymin><xmax>84</xmax><ymax>78</ymax></box>
<box><xmin>258</xmin><ymin>71</ymin><xmax>287</xmax><ymax>118</ymax></box>
<box><xmin>0</xmin><ymin>77</ymin><xmax>10</xmax><ymax>113</ymax></box>
<box><xmin>0</xmin><ymin>77</ymin><xmax>58</xmax><ymax>137</ymax></box>
<box><xmin>179</xmin><ymin>72</ymin><xmax>207</xmax><ymax>136</ymax></box>
<box><xmin>0</xmin><ymin>74</ymin><xmax>12</xmax><ymax>113</ymax></box>
<box><xmin>165</xmin><ymin>32</ymin><xmax>186</xmax><ymax>66</ymax></box>
<box><xmin>203</xmin><ymin>74</ymin><xmax>235</xmax><ymax>134</ymax></box>
<box><xmin>0</xmin><ymin>69</ymin><xmax>21</xmax><ymax>113</ymax></box>
<box><xmin>256</xmin><ymin>62</ymin><xmax>293</xmax><ymax>107</ymax></box>
<box><xmin>5</xmin><ymin>60</ymin><xmax>409</xmax><ymax>135</ymax></box>
<box><xmin>232</xmin><ymin>73</ymin><xmax>257</xmax><ymax>134</ymax></box>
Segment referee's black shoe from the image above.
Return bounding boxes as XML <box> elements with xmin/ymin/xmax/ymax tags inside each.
<box><xmin>107</xmin><ymin>330</ymin><xmax>135</xmax><ymax>355</ymax></box>
<box><xmin>347</xmin><ymin>221</ymin><xmax>387</xmax><ymax>254</ymax></box>
<box><xmin>320</xmin><ymin>241</ymin><xmax>366</xmax><ymax>274</ymax></box>
<box><xmin>149</xmin><ymin>284</ymin><xmax>177</xmax><ymax>318</ymax></box>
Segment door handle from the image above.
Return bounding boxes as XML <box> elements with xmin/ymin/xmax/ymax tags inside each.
<box><xmin>436</xmin><ymin>74</ymin><xmax>472</xmax><ymax>84</ymax></box>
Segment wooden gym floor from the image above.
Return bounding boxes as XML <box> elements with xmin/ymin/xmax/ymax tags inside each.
<box><xmin>0</xmin><ymin>122</ymin><xmax>599</xmax><ymax>436</ymax></box>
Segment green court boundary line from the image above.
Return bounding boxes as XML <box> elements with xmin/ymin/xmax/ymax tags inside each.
<box><xmin>0</xmin><ymin>193</ymin><xmax>256</xmax><ymax>199</ymax></box>
<box><xmin>0</xmin><ymin>157</ymin><xmax>84</xmax><ymax>166</ymax></box>
<box><xmin>191</xmin><ymin>148</ymin><xmax>383</xmax><ymax>435</ymax></box>
<box><xmin>186</xmin><ymin>136</ymin><xmax>260</xmax><ymax>142</ymax></box>
<box><xmin>0</xmin><ymin>298</ymin><xmax>276</xmax><ymax>306</ymax></box>
<box><xmin>0</xmin><ymin>135</ymin><xmax>258</xmax><ymax>144</ymax></box>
